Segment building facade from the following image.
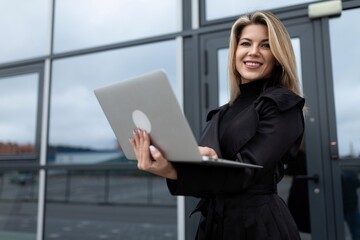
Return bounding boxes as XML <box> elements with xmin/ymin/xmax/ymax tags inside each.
<box><xmin>0</xmin><ymin>0</ymin><xmax>359</xmax><ymax>239</ymax></box>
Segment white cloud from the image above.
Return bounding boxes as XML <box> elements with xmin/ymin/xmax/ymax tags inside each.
<box><xmin>206</xmin><ymin>0</ymin><xmax>316</xmax><ymax>20</ymax></box>
<box><xmin>48</xmin><ymin>40</ymin><xmax>177</xmax><ymax>149</ymax></box>
<box><xmin>0</xmin><ymin>0</ymin><xmax>50</xmax><ymax>63</ymax></box>
<box><xmin>54</xmin><ymin>0</ymin><xmax>178</xmax><ymax>53</ymax></box>
<box><xmin>0</xmin><ymin>74</ymin><xmax>38</xmax><ymax>143</ymax></box>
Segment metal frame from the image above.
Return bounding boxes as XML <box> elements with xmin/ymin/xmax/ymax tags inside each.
<box><xmin>321</xmin><ymin>2</ymin><xmax>360</xmax><ymax>239</ymax></box>
<box><xmin>0</xmin><ymin>63</ymin><xmax>45</xmax><ymax>163</ymax></box>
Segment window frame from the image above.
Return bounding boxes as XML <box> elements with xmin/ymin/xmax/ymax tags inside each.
<box><xmin>0</xmin><ymin>64</ymin><xmax>44</xmax><ymax>163</ymax></box>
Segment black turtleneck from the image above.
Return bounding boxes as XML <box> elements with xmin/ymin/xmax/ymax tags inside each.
<box><xmin>219</xmin><ymin>78</ymin><xmax>269</xmax><ymax>145</ymax></box>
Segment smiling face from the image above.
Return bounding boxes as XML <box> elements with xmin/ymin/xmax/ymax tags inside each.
<box><xmin>235</xmin><ymin>24</ymin><xmax>276</xmax><ymax>84</ymax></box>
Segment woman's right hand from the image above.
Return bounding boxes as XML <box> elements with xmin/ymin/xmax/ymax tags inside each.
<box><xmin>129</xmin><ymin>129</ymin><xmax>177</xmax><ymax>180</ymax></box>
<box><xmin>198</xmin><ymin>146</ymin><xmax>218</xmax><ymax>159</ymax></box>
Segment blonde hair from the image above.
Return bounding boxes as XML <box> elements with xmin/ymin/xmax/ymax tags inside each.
<box><xmin>228</xmin><ymin>11</ymin><xmax>302</xmax><ymax>104</ymax></box>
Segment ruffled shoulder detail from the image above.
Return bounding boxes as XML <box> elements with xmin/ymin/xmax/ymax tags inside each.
<box><xmin>255</xmin><ymin>87</ymin><xmax>305</xmax><ymax>112</ymax></box>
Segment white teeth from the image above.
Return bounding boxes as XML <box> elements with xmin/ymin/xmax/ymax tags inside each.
<box><xmin>245</xmin><ymin>62</ymin><xmax>260</xmax><ymax>66</ymax></box>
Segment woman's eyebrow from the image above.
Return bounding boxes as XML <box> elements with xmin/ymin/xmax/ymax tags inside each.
<box><xmin>239</xmin><ymin>37</ymin><xmax>269</xmax><ymax>42</ymax></box>
<box><xmin>239</xmin><ymin>37</ymin><xmax>252</xmax><ymax>41</ymax></box>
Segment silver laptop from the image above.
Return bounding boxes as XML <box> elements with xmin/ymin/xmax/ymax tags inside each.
<box><xmin>94</xmin><ymin>70</ymin><xmax>262</xmax><ymax>169</ymax></box>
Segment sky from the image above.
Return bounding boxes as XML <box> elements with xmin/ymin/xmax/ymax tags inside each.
<box><xmin>0</xmin><ymin>74</ymin><xmax>38</xmax><ymax>144</ymax></box>
<box><xmin>53</xmin><ymin>0</ymin><xmax>178</xmax><ymax>53</ymax></box>
<box><xmin>0</xmin><ymin>0</ymin><xmax>178</xmax><ymax>151</ymax></box>
<box><xmin>48</xmin><ymin>40</ymin><xmax>177</xmax><ymax>150</ymax></box>
<box><xmin>0</xmin><ymin>0</ymin><xmax>49</xmax><ymax>64</ymax></box>
<box><xmin>206</xmin><ymin>0</ymin><xmax>318</xmax><ymax>20</ymax></box>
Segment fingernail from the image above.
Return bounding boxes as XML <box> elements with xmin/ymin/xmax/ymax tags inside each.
<box><xmin>143</xmin><ymin>130</ymin><xmax>146</xmax><ymax>137</ymax></box>
<box><xmin>149</xmin><ymin>145</ymin><xmax>156</xmax><ymax>153</ymax></box>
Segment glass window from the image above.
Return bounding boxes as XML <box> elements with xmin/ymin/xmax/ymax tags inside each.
<box><xmin>45</xmin><ymin>169</ymin><xmax>176</xmax><ymax>239</ymax></box>
<box><xmin>0</xmin><ymin>73</ymin><xmax>39</xmax><ymax>158</ymax></box>
<box><xmin>291</xmin><ymin>38</ymin><xmax>303</xmax><ymax>92</ymax></box>
<box><xmin>48</xmin><ymin>40</ymin><xmax>177</xmax><ymax>164</ymax></box>
<box><xmin>0</xmin><ymin>0</ymin><xmax>50</xmax><ymax>64</ymax></box>
<box><xmin>218</xmin><ymin>49</ymin><xmax>229</xmax><ymax>106</ymax></box>
<box><xmin>330</xmin><ymin>9</ymin><xmax>360</xmax><ymax>158</ymax></box>
<box><xmin>54</xmin><ymin>0</ymin><xmax>179</xmax><ymax>53</ymax></box>
<box><xmin>205</xmin><ymin>0</ymin><xmax>319</xmax><ymax>21</ymax></box>
<box><xmin>340</xmin><ymin>167</ymin><xmax>360</xmax><ymax>240</ymax></box>
<box><xmin>0</xmin><ymin>170</ymin><xmax>38</xmax><ymax>240</ymax></box>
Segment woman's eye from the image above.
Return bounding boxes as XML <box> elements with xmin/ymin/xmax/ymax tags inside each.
<box><xmin>240</xmin><ymin>42</ymin><xmax>250</xmax><ymax>46</ymax></box>
<box><xmin>262</xmin><ymin>43</ymin><xmax>270</xmax><ymax>49</ymax></box>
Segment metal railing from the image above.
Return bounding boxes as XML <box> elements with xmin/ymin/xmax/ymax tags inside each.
<box><xmin>0</xmin><ymin>167</ymin><xmax>176</xmax><ymax>207</ymax></box>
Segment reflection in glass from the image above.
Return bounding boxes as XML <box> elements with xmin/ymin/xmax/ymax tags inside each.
<box><xmin>341</xmin><ymin>168</ymin><xmax>360</xmax><ymax>240</ymax></box>
<box><xmin>291</xmin><ymin>38</ymin><xmax>303</xmax><ymax>92</ymax></box>
<box><xmin>218</xmin><ymin>49</ymin><xmax>229</xmax><ymax>106</ymax></box>
<box><xmin>49</xmin><ymin>40</ymin><xmax>177</xmax><ymax>164</ymax></box>
<box><xmin>45</xmin><ymin>170</ymin><xmax>176</xmax><ymax>239</ymax></box>
<box><xmin>54</xmin><ymin>0</ymin><xmax>179</xmax><ymax>53</ymax></box>
<box><xmin>0</xmin><ymin>0</ymin><xmax>50</xmax><ymax>64</ymax></box>
<box><xmin>205</xmin><ymin>0</ymin><xmax>318</xmax><ymax>21</ymax></box>
<box><xmin>46</xmin><ymin>170</ymin><xmax>176</xmax><ymax>205</ymax></box>
<box><xmin>0</xmin><ymin>170</ymin><xmax>38</xmax><ymax>240</ymax></box>
<box><xmin>330</xmin><ymin>9</ymin><xmax>360</xmax><ymax>158</ymax></box>
<box><xmin>0</xmin><ymin>74</ymin><xmax>39</xmax><ymax>157</ymax></box>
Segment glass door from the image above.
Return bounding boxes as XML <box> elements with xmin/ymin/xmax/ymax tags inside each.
<box><xmin>200</xmin><ymin>21</ymin><xmax>326</xmax><ymax>239</ymax></box>
<box><xmin>328</xmin><ymin>8</ymin><xmax>360</xmax><ymax>240</ymax></box>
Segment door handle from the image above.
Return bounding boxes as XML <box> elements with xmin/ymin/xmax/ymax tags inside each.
<box><xmin>330</xmin><ymin>141</ymin><xmax>339</xmax><ymax>160</ymax></box>
<box><xmin>294</xmin><ymin>174</ymin><xmax>319</xmax><ymax>183</ymax></box>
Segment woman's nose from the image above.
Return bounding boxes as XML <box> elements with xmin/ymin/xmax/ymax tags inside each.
<box><xmin>248</xmin><ymin>45</ymin><xmax>259</xmax><ymax>56</ymax></box>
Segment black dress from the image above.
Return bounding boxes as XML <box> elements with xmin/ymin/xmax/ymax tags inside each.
<box><xmin>167</xmin><ymin>79</ymin><xmax>304</xmax><ymax>240</ymax></box>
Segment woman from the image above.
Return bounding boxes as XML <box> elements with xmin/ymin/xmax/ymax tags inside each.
<box><xmin>130</xmin><ymin>11</ymin><xmax>304</xmax><ymax>240</ymax></box>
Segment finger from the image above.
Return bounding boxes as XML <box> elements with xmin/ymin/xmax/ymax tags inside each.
<box><xmin>143</xmin><ymin>130</ymin><xmax>151</xmax><ymax>146</ymax></box>
<box><xmin>149</xmin><ymin>145</ymin><xmax>164</xmax><ymax>161</ymax></box>
<box><xmin>211</xmin><ymin>152</ymin><xmax>218</xmax><ymax>159</ymax></box>
<box><xmin>133</xmin><ymin>130</ymin><xmax>142</xmax><ymax>158</ymax></box>
<box><xmin>133</xmin><ymin>130</ymin><xmax>146</xmax><ymax>161</ymax></box>
<box><xmin>136</xmin><ymin>130</ymin><xmax>153</xmax><ymax>170</ymax></box>
<box><xmin>207</xmin><ymin>148</ymin><xmax>218</xmax><ymax>159</ymax></box>
<box><xmin>139</xmin><ymin>130</ymin><xmax>149</xmax><ymax>151</ymax></box>
<box><xmin>133</xmin><ymin>129</ymin><xmax>140</xmax><ymax>146</ymax></box>
<box><xmin>130</xmin><ymin>136</ymin><xmax>143</xmax><ymax>163</ymax></box>
<box><xmin>149</xmin><ymin>145</ymin><xmax>177</xmax><ymax>180</ymax></box>
<box><xmin>198</xmin><ymin>146</ymin><xmax>210</xmax><ymax>156</ymax></box>
<box><xmin>198</xmin><ymin>146</ymin><xmax>218</xmax><ymax>159</ymax></box>
<box><xmin>129</xmin><ymin>137</ymin><xmax>136</xmax><ymax>149</ymax></box>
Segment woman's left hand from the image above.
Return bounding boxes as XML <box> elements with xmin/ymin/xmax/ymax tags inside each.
<box><xmin>198</xmin><ymin>146</ymin><xmax>218</xmax><ymax>159</ymax></box>
<box><xmin>129</xmin><ymin>129</ymin><xmax>177</xmax><ymax>180</ymax></box>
